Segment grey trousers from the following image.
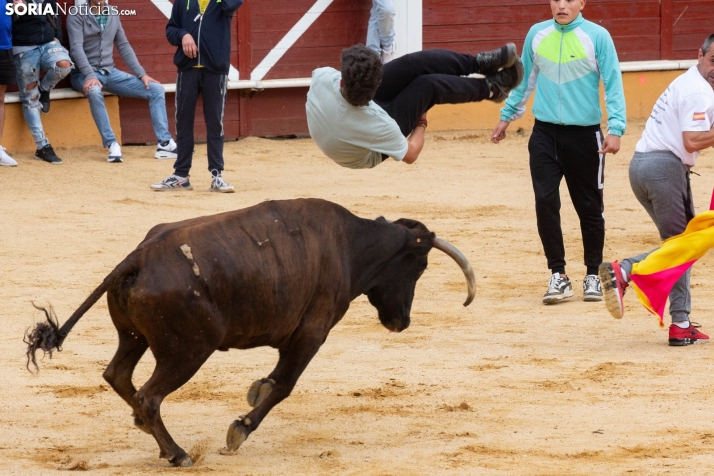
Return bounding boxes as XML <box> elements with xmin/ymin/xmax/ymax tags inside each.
<box><xmin>621</xmin><ymin>151</ymin><xmax>695</xmax><ymax>323</ymax></box>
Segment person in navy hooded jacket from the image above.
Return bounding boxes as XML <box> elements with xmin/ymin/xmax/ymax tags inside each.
<box><xmin>152</xmin><ymin>0</ymin><xmax>243</xmax><ymax>192</ymax></box>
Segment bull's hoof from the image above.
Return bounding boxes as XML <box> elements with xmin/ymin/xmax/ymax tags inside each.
<box><xmin>247</xmin><ymin>378</ymin><xmax>274</xmax><ymax>407</ymax></box>
<box><xmin>134</xmin><ymin>417</ymin><xmax>152</xmax><ymax>434</ymax></box>
<box><xmin>224</xmin><ymin>419</ymin><xmax>250</xmax><ymax>452</ymax></box>
<box><xmin>170</xmin><ymin>454</ymin><xmax>193</xmax><ymax>467</ymax></box>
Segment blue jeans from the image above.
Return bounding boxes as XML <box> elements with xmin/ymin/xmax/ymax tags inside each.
<box><xmin>13</xmin><ymin>41</ymin><xmax>72</xmax><ymax>148</ymax></box>
<box><xmin>71</xmin><ymin>68</ymin><xmax>171</xmax><ymax>147</ymax></box>
<box><xmin>366</xmin><ymin>0</ymin><xmax>395</xmax><ymax>53</ymax></box>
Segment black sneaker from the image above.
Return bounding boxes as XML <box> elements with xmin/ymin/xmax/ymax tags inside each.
<box><xmin>35</xmin><ymin>144</ymin><xmax>63</xmax><ymax>164</ymax></box>
<box><xmin>475</xmin><ymin>42</ymin><xmax>517</xmax><ymax>76</ymax></box>
<box><xmin>38</xmin><ymin>85</ymin><xmax>51</xmax><ymax>114</ymax></box>
<box><xmin>486</xmin><ymin>56</ymin><xmax>524</xmax><ymax>103</ymax></box>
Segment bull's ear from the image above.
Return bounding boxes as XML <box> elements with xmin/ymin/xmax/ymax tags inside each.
<box><xmin>375</xmin><ymin>216</ymin><xmax>389</xmax><ymax>223</ymax></box>
<box><xmin>408</xmin><ymin>231</ymin><xmax>435</xmax><ymax>255</ymax></box>
<box><xmin>394</xmin><ymin>218</ymin><xmax>423</xmax><ymax>230</ymax></box>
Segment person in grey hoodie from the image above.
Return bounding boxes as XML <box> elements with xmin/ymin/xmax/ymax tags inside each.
<box><xmin>67</xmin><ymin>0</ymin><xmax>177</xmax><ymax>163</ymax></box>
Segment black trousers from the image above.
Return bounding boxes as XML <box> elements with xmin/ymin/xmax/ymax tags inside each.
<box><xmin>374</xmin><ymin>49</ymin><xmax>491</xmax><ymax>137</ymax></box>
<box><xmin>173</xmin><ymin>68</ymin><xmax>227</xmax><ymax>177</ymax></box>
<box><xmin>528</xmin><ymin>120</ymin><xmax>606</xmax><ymax>275</ymax></box>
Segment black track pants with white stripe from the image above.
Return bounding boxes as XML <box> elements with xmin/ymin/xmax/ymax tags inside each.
<box><xmin>528</xmin><ymin>119</ymin><xmax>606</xmax><ymax>275</ymax></box>
<box><xmin>173</xmin><ymin>68</ymin><xmax>227</xmax><ymax>177</ymax></box>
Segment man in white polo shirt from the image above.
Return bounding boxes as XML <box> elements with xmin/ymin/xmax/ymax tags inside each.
<box><xmin>600</xmin><ymin>33</ymin><xmax>714</xmax><ymax>346</ymax></box>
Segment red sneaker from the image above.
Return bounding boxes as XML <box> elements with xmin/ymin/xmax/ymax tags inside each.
<box><xmin>598</xmin><ymin>261</ymin><xmax>628</xmax><ymax>319</ymax></box>
<box><xmin>669</xmin><ymin>322</ymin><xmax>709</xmax><ymax>346</ymax></box>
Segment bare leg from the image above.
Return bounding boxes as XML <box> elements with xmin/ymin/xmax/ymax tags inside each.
<box><xmin>0</xmin><ymin>84</ymin><xmax>6</xmax><ymax>144</ymax></box>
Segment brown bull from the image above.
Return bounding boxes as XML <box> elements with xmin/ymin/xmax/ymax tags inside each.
<box><xmin>25</xmin><ymin>198</ymin><xmax>475</xmax><ymax>467</ymax></box>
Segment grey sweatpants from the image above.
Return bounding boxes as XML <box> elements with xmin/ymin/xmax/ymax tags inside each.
<box><xmin>620</xmin><ymin>151</ymin><xmax>695</xmax><ymax>323</ymax></box>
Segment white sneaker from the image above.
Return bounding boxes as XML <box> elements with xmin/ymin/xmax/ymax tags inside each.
<box><xmin>150</xmin><ymin>174</ymin><xmax>193</xmax><ymax>191</ymax></box>
<box><xmin>381</xmin><ymin>44</ymin><xmax>395</xmax><ymax>64</ymax></box>
<box><xmin>209</xmin><ymin>170</ymin><xmax>235</xmax><ymax>193</ymax></box>
<box><xmin>543</xmin><ymin>273</ymin><xmax>574</xmax><ymax>304</ymax></box>
<box><xmin>583</xmin><ymin>274</ymin><xmax>603</xmax><ymax>302</ymax></box>
<box><xmin>155</xmin><ymin>138</ymin><xmax>177</xmax><ymax>159</ymax></box>
<box><xmin>107</xmin><ymin>142</ymin><xmax>122</xmax><ymax>163</ymax></box>
<box><xmin>0</xmin><ymin>146</ymin><xmax>17</xmax><ymax>166</ymax></box>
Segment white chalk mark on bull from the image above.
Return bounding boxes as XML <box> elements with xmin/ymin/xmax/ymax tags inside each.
<box><xmin>180</xmin><ymin>244</ymin><xmax>193</xmax><ymax>260</ymax></box>
<box><xmin>180</xmin><ymin>244</ymin><xmax>201</xmax><ymax>276</ymax></box>
<box><xmin>257</xmin><ymin>238</ymin><xmax>270</xmax><ymax>247</ymax></box>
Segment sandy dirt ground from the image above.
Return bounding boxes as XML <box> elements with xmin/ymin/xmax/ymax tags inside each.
<box><xmin>2</xmin><ymin>122</ymin><xmax>714</xmax><ymax>475</ymax></box>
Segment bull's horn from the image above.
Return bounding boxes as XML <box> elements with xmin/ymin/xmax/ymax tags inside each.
<box><xmin>433</xmin><ymin>237</ymin><xmax>476</xmax><ymax>307</ymax></box>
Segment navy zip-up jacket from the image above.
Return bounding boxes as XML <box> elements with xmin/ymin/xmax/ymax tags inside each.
<box><xmin>165</xmin><ymin>0</ymin><xmax>242</xmax><ymax>75</ymax></box>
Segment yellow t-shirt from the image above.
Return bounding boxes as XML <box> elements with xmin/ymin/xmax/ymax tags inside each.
<box><xmin>199</xmin><ymin>0</ymin><xmax>209</xmax><ymax>14</ymax></box>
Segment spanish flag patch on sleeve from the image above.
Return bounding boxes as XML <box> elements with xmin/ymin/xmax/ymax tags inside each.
<box><xmin>693</xmin><ymin>112</ymin><xmax>706</xmax><ymax>121</ymax></box>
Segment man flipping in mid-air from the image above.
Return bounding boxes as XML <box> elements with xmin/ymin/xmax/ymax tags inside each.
<box><xmin>306</xmin><ymin>44</ymin><xmax>523</xmax><ymax>169</ymax></box>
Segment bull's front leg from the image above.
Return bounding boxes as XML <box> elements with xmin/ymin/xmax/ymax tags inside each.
<box><xmin>221</xmin><ymin>332</ymin><xmax>324</xmax><ymax>454</ymax></box>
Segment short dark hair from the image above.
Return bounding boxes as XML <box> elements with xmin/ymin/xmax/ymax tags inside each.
<box><xmin>340</xmin><ymin>44</ymin><xmax>382</xmax><ymax>107</ymax></box>
<box><xmin>702</xmin><ymin>34</ymin><xmax>714</xmax><ymax>55</ymax></box>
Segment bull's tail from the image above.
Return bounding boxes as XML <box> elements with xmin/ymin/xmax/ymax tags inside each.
<box><xmin>24</xmin><ymin>255</ymin><xmax>139</xmax><ymax>373</ymax></box>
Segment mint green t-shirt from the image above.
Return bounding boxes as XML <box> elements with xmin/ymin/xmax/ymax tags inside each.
<box><xmin>306</xmin><ymin>67</ymin><xmax>408</xmax><ymax>169</ymax></box>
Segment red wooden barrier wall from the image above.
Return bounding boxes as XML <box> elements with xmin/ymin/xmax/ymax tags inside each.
<box><xmin>110</xmin><ymin>0</ymin><xmax>714</xmax><ymax>143</ymax></box>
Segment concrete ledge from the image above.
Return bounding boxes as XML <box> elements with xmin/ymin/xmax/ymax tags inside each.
<box><xmin>2</xmin><ymin>96</ymin><xmax>120</xmax><ymax>153</ymax></box>
<box><xmin>620</xmin><ymin>59</ymin><xmax>697</xmax><ymax>72</ymax></box>
<box><xmin>4</xmin><ymin>88</ymin><xmax>90</xmax><ymax>104</ymax></box>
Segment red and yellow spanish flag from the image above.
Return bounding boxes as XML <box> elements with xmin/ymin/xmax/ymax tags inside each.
<box><xmin>693</xmin><ymin>112</ymin><xmax>707</xmax><ymax>121</ymax></box>
<box><xmin>629</xmin><ymin>190</ymin><xmax>714</xmax><ymax>327</ymax></box>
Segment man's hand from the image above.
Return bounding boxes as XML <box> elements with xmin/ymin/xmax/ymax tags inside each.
<box><xmin>83</xmin><ymin>78</ymin><xmax>102</xmax><ymax>95</ymax></box>
<box><xmin>140</xmin><ymin>75</ymin><xmax>160</xmax><ymax>89</ymax></box>
<box><xmin>402</xmin><ymin>113</ymin><xmax>428</xmax><ymax>164</ymax></box>
<box><xmin>491</xmin><ymin>120</ymin><xmax>510</xmax><ymax>144</ymax></box>
<box><xmin>182</xmin><ymin>34</ymin><xmax>197</xmax><ymax>58</ymax></box>
<box><xmin>598</xmin><ymin>134</ymin><xmax>621</xmax><ymax>155</ymax></box>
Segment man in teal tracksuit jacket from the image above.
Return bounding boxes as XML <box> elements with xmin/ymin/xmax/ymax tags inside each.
<box><xmin>491</xmin><ymin>0</ymin><xmax>626</xmax><ymax>305</ymax></box>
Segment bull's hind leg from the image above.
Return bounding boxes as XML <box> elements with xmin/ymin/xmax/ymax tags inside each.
<box><xmin>102</xmin><ymin>330</ymin><xmax>150</xmax><ymax>433</ymax></box>
<box><xmin>134</xmin><ymin>346</ymin><xmax>215</xmax><ymax>467</ymax></box>
<box><xmin>223</xmin><ymin>332</ymin><xmax>324</xmax><ymax>454</ymax></box>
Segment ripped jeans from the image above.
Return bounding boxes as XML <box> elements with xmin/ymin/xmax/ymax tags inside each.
<box><xmin>13</xmin><ymin>41</ymin><xmax>72</xmax><ymax>149</ymax></box>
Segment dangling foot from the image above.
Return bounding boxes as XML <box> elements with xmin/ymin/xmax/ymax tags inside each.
<box><xmin>475</xmin><ymin>42</ymin><xmax>517</xmax><ymax>75</ymax></box>
<box><xmin>485</xmin><ymin>56</ymin><xmax>524</xmax><ymax>103</ymax></box>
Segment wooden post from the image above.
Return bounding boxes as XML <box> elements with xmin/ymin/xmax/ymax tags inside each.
<box><xmin>660</xmin><ymin>0</ymin><xmax>673</xmax><ymax>60</ymax></box>
<box><xmin>237</xmin><ymin>1</ymin><xmax>252</xmax><ymax>137</ymax></box>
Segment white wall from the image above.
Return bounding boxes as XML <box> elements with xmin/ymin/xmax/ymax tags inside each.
<box><xmin>393</xmin><ymin>0</ymin><xmax>422</xmax><ymax>57</ymax></box>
